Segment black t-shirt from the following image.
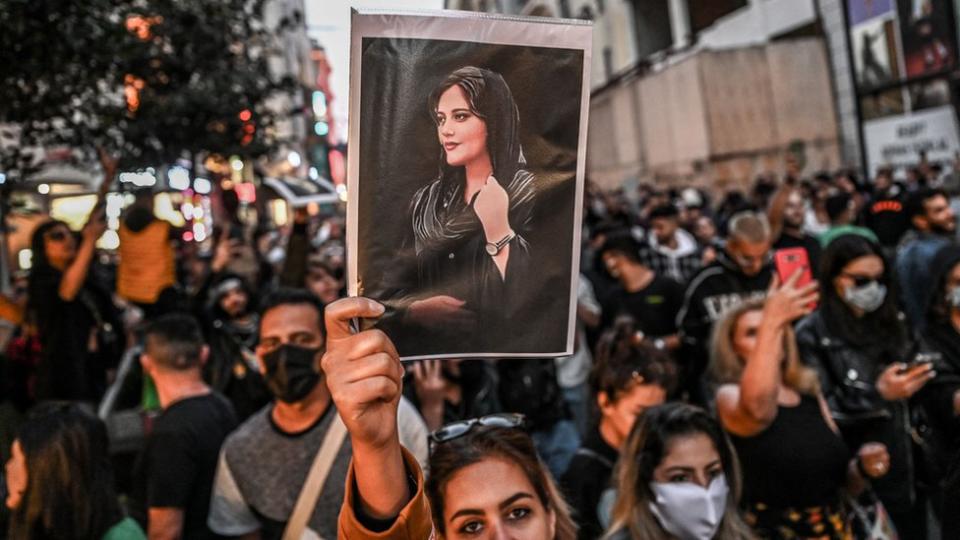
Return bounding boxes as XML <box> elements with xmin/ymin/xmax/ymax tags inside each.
<box><xmin>601</xmin><ymin>275</ymin><xmax>684</xmax><ymax>337</ymax></box>
<box><xmin>561</xmin><ymin>428</ymin><xmax>619</xmax><ymax>540</ymax></box>
<box><xmin>134</xmin><ymin>392</ymin><xmax>238</xmax><ymax>539</ymax></box>
<box><xmin>863</xmin><ymin>194</ymin><xmax>909</xmax><ymax>248</ymax></box>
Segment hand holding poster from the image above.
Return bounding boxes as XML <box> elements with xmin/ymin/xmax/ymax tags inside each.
<box><xmin>347</xmin><ymin>10</ymin><xmax>592</xmax><ymax>360</ymax></box>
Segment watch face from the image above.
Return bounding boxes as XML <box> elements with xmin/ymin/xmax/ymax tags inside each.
<box><xmin>485</xmin><ymin>243</ymin><xmax>498</xmax><ymax>256</ymax></box>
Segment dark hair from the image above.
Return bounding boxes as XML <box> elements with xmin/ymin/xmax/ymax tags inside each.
<box><xmin>905</xmin><ymin>187</ymin><xmax>947</xmax><ymax>221</ymax></box>
<box><xmin>824</xmin><ymin>191</ymin><xmax>852</xmax><ymax>223</ymax></box>
<box><xmin>428</xmin><ymin>66</ymin><xmax>523</xmax><ymax>188</ymax></box>
<box><xmin>600</xmin><ymin>231</ymin><xmax>643</xmax><ymax>264</ymax></box>
<box><xmin>591</xmin><ymin>317</ymin><xmax>678</xmax><ymax>400</ymax></box>
<box><xmin>8</xmin><ymin>403</ymin><xmax>123</xmax><ymax>539</ymax></box>
<box><xmin>818</xmin><ymin>233</ymin><xmax>905</xmax><ymax>350</ymax></box>
<box><xmin>606</xmin><ymin>403</ymin><xmax>752</xmax><ymax>539</ymax></box>
<box><xmin>427</xmin><ymin>425</ymin><xmax>577</xmax><ymax>539</ymax></box>
<box><xmin>648</xmin><ymin>204</ymin><xmax>679</xmax><ymax>221</ymax></box>
<box><xmin>926</xmin><ymin>244</ymin><xmax>960</xmax><ymax>324</ymax></box>
<box><xmin>258</xmin><ymin>287</ymin><xmax>326</xmax><ymax>334</ymax></box>
<box><xmin>143</xmin><ymin>313</ymin><xmax>205</xmax><ymax>370</ymax></box>
<box><xmin>26</xmin><ymin>220</ymin><xmax>72</xmax><ymax>324</ymax></box>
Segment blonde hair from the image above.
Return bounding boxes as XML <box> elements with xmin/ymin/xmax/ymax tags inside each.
<box><xmin>709</xmin><ymin>299</ymin><xmax>820</xmax><ymax>395</ymax></box>
<box><xmin>602</xmin><ymin>403</ymin><xmax>755</xmax><ymax>540</ymax></box>
<box><xmin>727</xmin><ymin>211</ymin><xmax>771</xmax><ymax>245</ymax></box>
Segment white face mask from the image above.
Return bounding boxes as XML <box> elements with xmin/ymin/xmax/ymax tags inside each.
<box><xmin>843</xmin><ymin>280</ymin><xmax>887</xmax><ymax>313</ymax></box>
<box><xmin>649</xmin><ymin>475</ymin><xmax>729</xmax><ymax>540</ymax></box>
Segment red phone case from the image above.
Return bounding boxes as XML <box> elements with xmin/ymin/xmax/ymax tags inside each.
<box><xmin>774</xmin><ymin>248</ymin><xmax>813</xmax><ymax>289</ymax></box>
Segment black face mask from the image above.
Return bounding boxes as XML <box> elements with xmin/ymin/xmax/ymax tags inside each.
<box><xmin>262</xmin><ymin>344</ymin><xmax>322</xmax><ymax>403</ymax></box>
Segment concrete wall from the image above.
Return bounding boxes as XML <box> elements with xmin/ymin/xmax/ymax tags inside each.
<box><xmin>816</xmin><ymin>0</ymin><xmax>864</xmax><ymax>168</ymax></box>
<box><xmin>588</xmin><ymin>37</ymin><xmax>841</xmax><ymax>191</ymax></box>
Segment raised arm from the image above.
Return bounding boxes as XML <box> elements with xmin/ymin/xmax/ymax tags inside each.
<box><xmin>717</xmin><ymin>272</ymin><xmax>819</xmax><ymax>437</ymax></box>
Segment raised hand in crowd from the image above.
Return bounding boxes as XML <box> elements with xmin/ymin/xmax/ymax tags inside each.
<box><xmin>410</xmin><ymin>359</ymin><xmax>448</xmax><ymax>431</ymax></box>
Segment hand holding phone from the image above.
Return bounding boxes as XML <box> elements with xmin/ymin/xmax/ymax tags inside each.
<box><xmin>774</xmin><ymin>248</ymin><xmax>815</xmax><ymax>308</ymax></box>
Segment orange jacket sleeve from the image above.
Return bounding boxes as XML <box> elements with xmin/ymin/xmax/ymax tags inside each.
<box><xmin>338</xmin><ymin>447</ymin><xmax>436</xmax><ymax>539</ymax></box>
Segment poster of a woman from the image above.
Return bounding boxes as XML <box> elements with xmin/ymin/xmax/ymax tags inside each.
<box><xmin>347</xmin><ymin>10</ymin><xmax>591</xmax><ymax>359</ymax></box>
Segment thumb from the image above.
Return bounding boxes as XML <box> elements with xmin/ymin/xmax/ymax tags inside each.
<box><xmin>324</xmin><ymin>297</ymin><xmax>385</xmax><ymax>342</ymax></box>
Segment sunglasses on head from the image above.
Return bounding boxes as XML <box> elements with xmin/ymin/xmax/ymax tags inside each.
<box><xmin>842</xmin><ymin>273</ymin><xmax>881</xmax><ymax>287</ymax></box>
<box><xmin>429</xmin><ymin>413</ymin><xmax>526</xmax><ymax>451</ymax></box>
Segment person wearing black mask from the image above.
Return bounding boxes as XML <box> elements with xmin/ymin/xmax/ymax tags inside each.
<box><xmin>207</xmin><ymin>289</ymin><xmax>429</xmax><ymax>539</ymax></box>
<box><xmin>796</xmin><ymin>234</ymin><xmax>933</xmax><ymax>538</ymax></box>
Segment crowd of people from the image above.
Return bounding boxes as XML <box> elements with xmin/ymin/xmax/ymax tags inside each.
<box><xmin>5</xmin><ymin>155</ymin><xmax>960</xmax><ymax>540</ymax></box>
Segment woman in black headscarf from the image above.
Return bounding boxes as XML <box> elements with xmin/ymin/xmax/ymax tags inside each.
<box><xmin>385</xmin><ymin>66</ymin><xmax>537</xmax><ymax>355</ymax></box>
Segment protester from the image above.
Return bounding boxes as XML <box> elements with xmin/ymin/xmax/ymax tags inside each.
<box><xmin>131</xmin><ymin>313</ymin><xmax>238</xmax><ymax>539</ymax></box>
<box><xmin>207</xmin><ymin>289</ymin><xmax>428</xmax><ymax>539</ymax></box>
<box><xmin>916</xmin><ymin>244</ymin><xmax>960</xmax><ymax>517</ymax></box>
<box><xmin>796</xmin><ymin>233</ymin><xmax>932</xmax><ymax>538</ymax></box>
<box><xmin>4</xmin><ymin>403</ymin><xmax>146</xmax><ymax>539</ymax></box>
<box><xmin>116</xmin><ymin>189</ymin><xmax>179</xmax><ymax>318</ymax></box>
<box><xmin>27</xmin><ymin>214</ymin><xmax>124</xmax><ymax>402</ymax></box>
<box><xmin>640</xmin><ymin>204</ymin><xmax>702</xmax><ymax>284</ymax></box>
<box><xmin>599</xmin><ymin>232</ymin><xmax>683</xmax><ymax>352</ymax></box>
<box><xmin>322</xmin><ymin>297</ymin><xmax>576</xmax><ymax>539</ymax></box>
<box><xmin>767</xmin><ymin>184</ymin><xmax>821</xmax><ymax>271</ymax></box>
<box><xmin>555</xmin><ymin>273</ymin><xmax>602</xmax><ymax>436</ymax></box>
<box><xmin>712</xmin><ymin>286</ymin><xmax>890</xmax><ymax>538</ymax></box>
<box><xmin>818</xmin><ymin>191</ymin><xmax>878</xmax><ymax>247</ymax></box>
<box><xmin>562</xmin><ymin>319</ymin><xmax>676</xmax><ymax>540</ymax></box>
<box><xmin>405</xmin><ymin>358</ymin><xmax>500</xmax><ymax>432</ymax></box>
<box><xmin>197</xmin><ymin>267</ymin><xmax>270</xmax><ymax>421</ymax></box>
<box><xmin>862</xmin><ymin>169</ymin><xmax>909</xmax><ymax>256</ymax></box>
<box><xmin>678</xmin><ymin>210</ymin><xmax>773</xmax><ymax>404</ymax></box>
<box><xmin>602</xmin><ymin>403</ymin><xmax>754</xmax><ymax>540</ymax></box>
<box><xmin>897</xmin><ymin>187</ymin><xmax>957</xmax><ymax>328</ymax></box>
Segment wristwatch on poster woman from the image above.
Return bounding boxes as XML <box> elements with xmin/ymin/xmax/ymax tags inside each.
<box><xmin>485</xmin><ymin>230</ymin><xmax>516</xmax><ymax>256</ymax></box>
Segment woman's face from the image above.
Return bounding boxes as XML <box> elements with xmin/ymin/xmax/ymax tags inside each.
<box><xmin>442</xmin><ymin>457</ymin><xmax>556</xmax><ymax>539</ymax></box>
<box><xmin>599</xmin><ymin>383</ymin><xmax>667</xmax><ymax>449</ymax></box>
<box><xmin>833</xmin><ymin>254</ymin><xmax>884</xmax><ymax>301</ymax></box>
<box><xmin>652</xmin><ymin>433</ymin><xmax>724</xmax><ymax>489</ymax></box>
<box><xmin>5</xmin><ymin>439</ymin><xmax>27</xmax><ymax>510</ymax></box>
<box><xmin>732</xmin><ymin>309</ymin><xmax>763</xmax><ymax>360</ymax></box>
<box><xmin>42</xmin><ymin>224</ymin><xmax>77</xmax><ymax>269</ymax></box>
<box><xmin>436</xmin><ymin>85</ymin><xmax>489</xmax><ymax>169</ymax></box>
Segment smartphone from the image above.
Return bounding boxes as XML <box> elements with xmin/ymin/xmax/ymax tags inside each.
<box><xmin>907</xmin><ymin>351</ymin><xmax>941</xmax><ymax>370</ymax></box>
<box><xmin>774</xmin><ymin>247</ymin><xmax>814</xmax><ymax>289</ymax></box>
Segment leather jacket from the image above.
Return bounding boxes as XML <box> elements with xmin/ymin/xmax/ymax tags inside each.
<box><xmin>795</xmin><ymin>310</ymin><xmax>913</xmax><ymax>424</ymax></box>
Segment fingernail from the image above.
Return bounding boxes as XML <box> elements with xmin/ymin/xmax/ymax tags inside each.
<box><xmin>373</xmin><ymin>301</ymin><xmax>386</xmax><ymax>315</ymax></box>
<box><xmin>930</xmin><ymin>371</ymin><xmax>938</xmax><ymax>377</ymax></box>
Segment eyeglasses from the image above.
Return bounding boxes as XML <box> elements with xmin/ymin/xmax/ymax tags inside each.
<box><xmin>841</xmin><ymin>273</ymin><xmax>881</xmax><ymax>287</ymax></box>
<box><xmin>429</xmin><ymin>413</ymin><xmax>526</xmax><ymax>450</ymax></box>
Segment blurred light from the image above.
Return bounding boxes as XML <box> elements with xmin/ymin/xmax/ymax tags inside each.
<box><xmin>18</xmin><ymin>249</ymin><xmax>32</xmax><ymax>270</ymax></box>
<box><xmin>312</xmin><ymin>91</ymin><xmax>327</xmax><ymax>117</ymax></box>
<box><xmin>108</xmin><ymin>217</ymin><xmax>120</xmax><ymax>230</ymax></box>
<box><xmin>50</xmin><ymin>195</ymin><xmax>97</xmax><ymax>230</ymax></box>
<box><xmin>106</xmin><ymin>193</ymin><xmax>124</xmax><ymax>218</ymax></box>
<box><xmin>193</xmin><ymin>206</ymin><xmax>204</xmax><ymax>220</ymax></box>
<box><xmin>336</xmin><ymin>183</ymin><xmax>348</xmax><ymax>202</ymax></box>
<box><xmin>97</xmin><ymin>230</ymin><xmax>120</xmax><ymax>250</ymax></box>
<box><xmin>287</xmin><ymin>151</ymin><xmax>302</xmax><ymax>168</ymax></box>
<box><xmin>181</xmin><ymin>202</ymin><xmax>195</xmax><ymax>220</ymax></box>
<box><xmin>168</xmin><ymin>166</ymin><xmax>190</xmax><ymax>190</ymax></box>
<box><xmin>192</xmin><ymin>223</ymin><xmax>205</xmax><ymax>238</ymax></box>
<box><xmin>270</xmin><ymin>199</ymin><xmax>288</xmax><ymax>226</ymax></box>
<box><xmin>235</xmin><ymin>183</ymin><xmax>256</xmax><ymax>203</ymax></box>
<box><xmin>123</xmin><ymin>193</ymin><xmax>136</xmax><ymax>205</ymax></box>
<box><xmin>119</xmin><ymin>171</ymin><xmax>156</xmax><ymax>187</ymax></box>
<box><xmin>309</xmin><ymin>167</ymin><xmax>319</xmax><ymax>180</ymax></box>
<box><xmin>37</xmin><ymin>183</ymin><xmax>50</xmax><ymax>195</ymax></box>
<box><xmin>194</xmin><ymin>177</ymin><xmax>212</xmax><ymax>195</ymax></box>
<box><xmin>154</xmin><ymin>193</ymin><xmax>185</xmax><ymax>227</ymax></box>
<box><xmin>0</xmin><ymin>172</ymin><xmax>6</xmax><ymax>185</ymax></box>
<box><xmin>239</xmin><ymin>109</ymin><xmax>252</xmax><ymax>122</ymax></box>
<box><xmin>182</xmin><ymin>231</ymin><xmax>194</xmax><ymax>242</ymax></box>
<box><xmin>314</xmin><ymin>121</ymin><xmax>329</xmax><ymax>137</ymax></box>
<box><xmin>230</xmin><ymin>158</ymin><xmax>244</xmax><ymax>172</ymax></box>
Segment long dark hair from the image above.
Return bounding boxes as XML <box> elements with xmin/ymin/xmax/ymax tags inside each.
<box><xmin>25</xmin><ymin>220</ymin><xmax>71</xmax><ymax>324</ymax></box>
<box><xmin>8</xmin><ymin>403</ymin><xmax>124</xmax><ymax>539</ymax></box>
<box><xmin>604</xmin><ymin>403</ymin><xmax>754</xmax><ymax>540</ymax></box>
<box><xmin>413</xmin><ymin>66</ymin><xmax>535</xmax><ymax>256</ymax></box>
<box><xmin>427</xmin><ymin>425</ymin><xmax>577</xmax><ymax>539</ymax></box>
<box><xmin>818</xmin><ymin>233</ymin><xmax>906</xmax><ymax>349</ymax></box>
<box><xmin>428</xmin><ymin>66</ymin><xmax>524</xmax><ymax>186</ymax></box>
